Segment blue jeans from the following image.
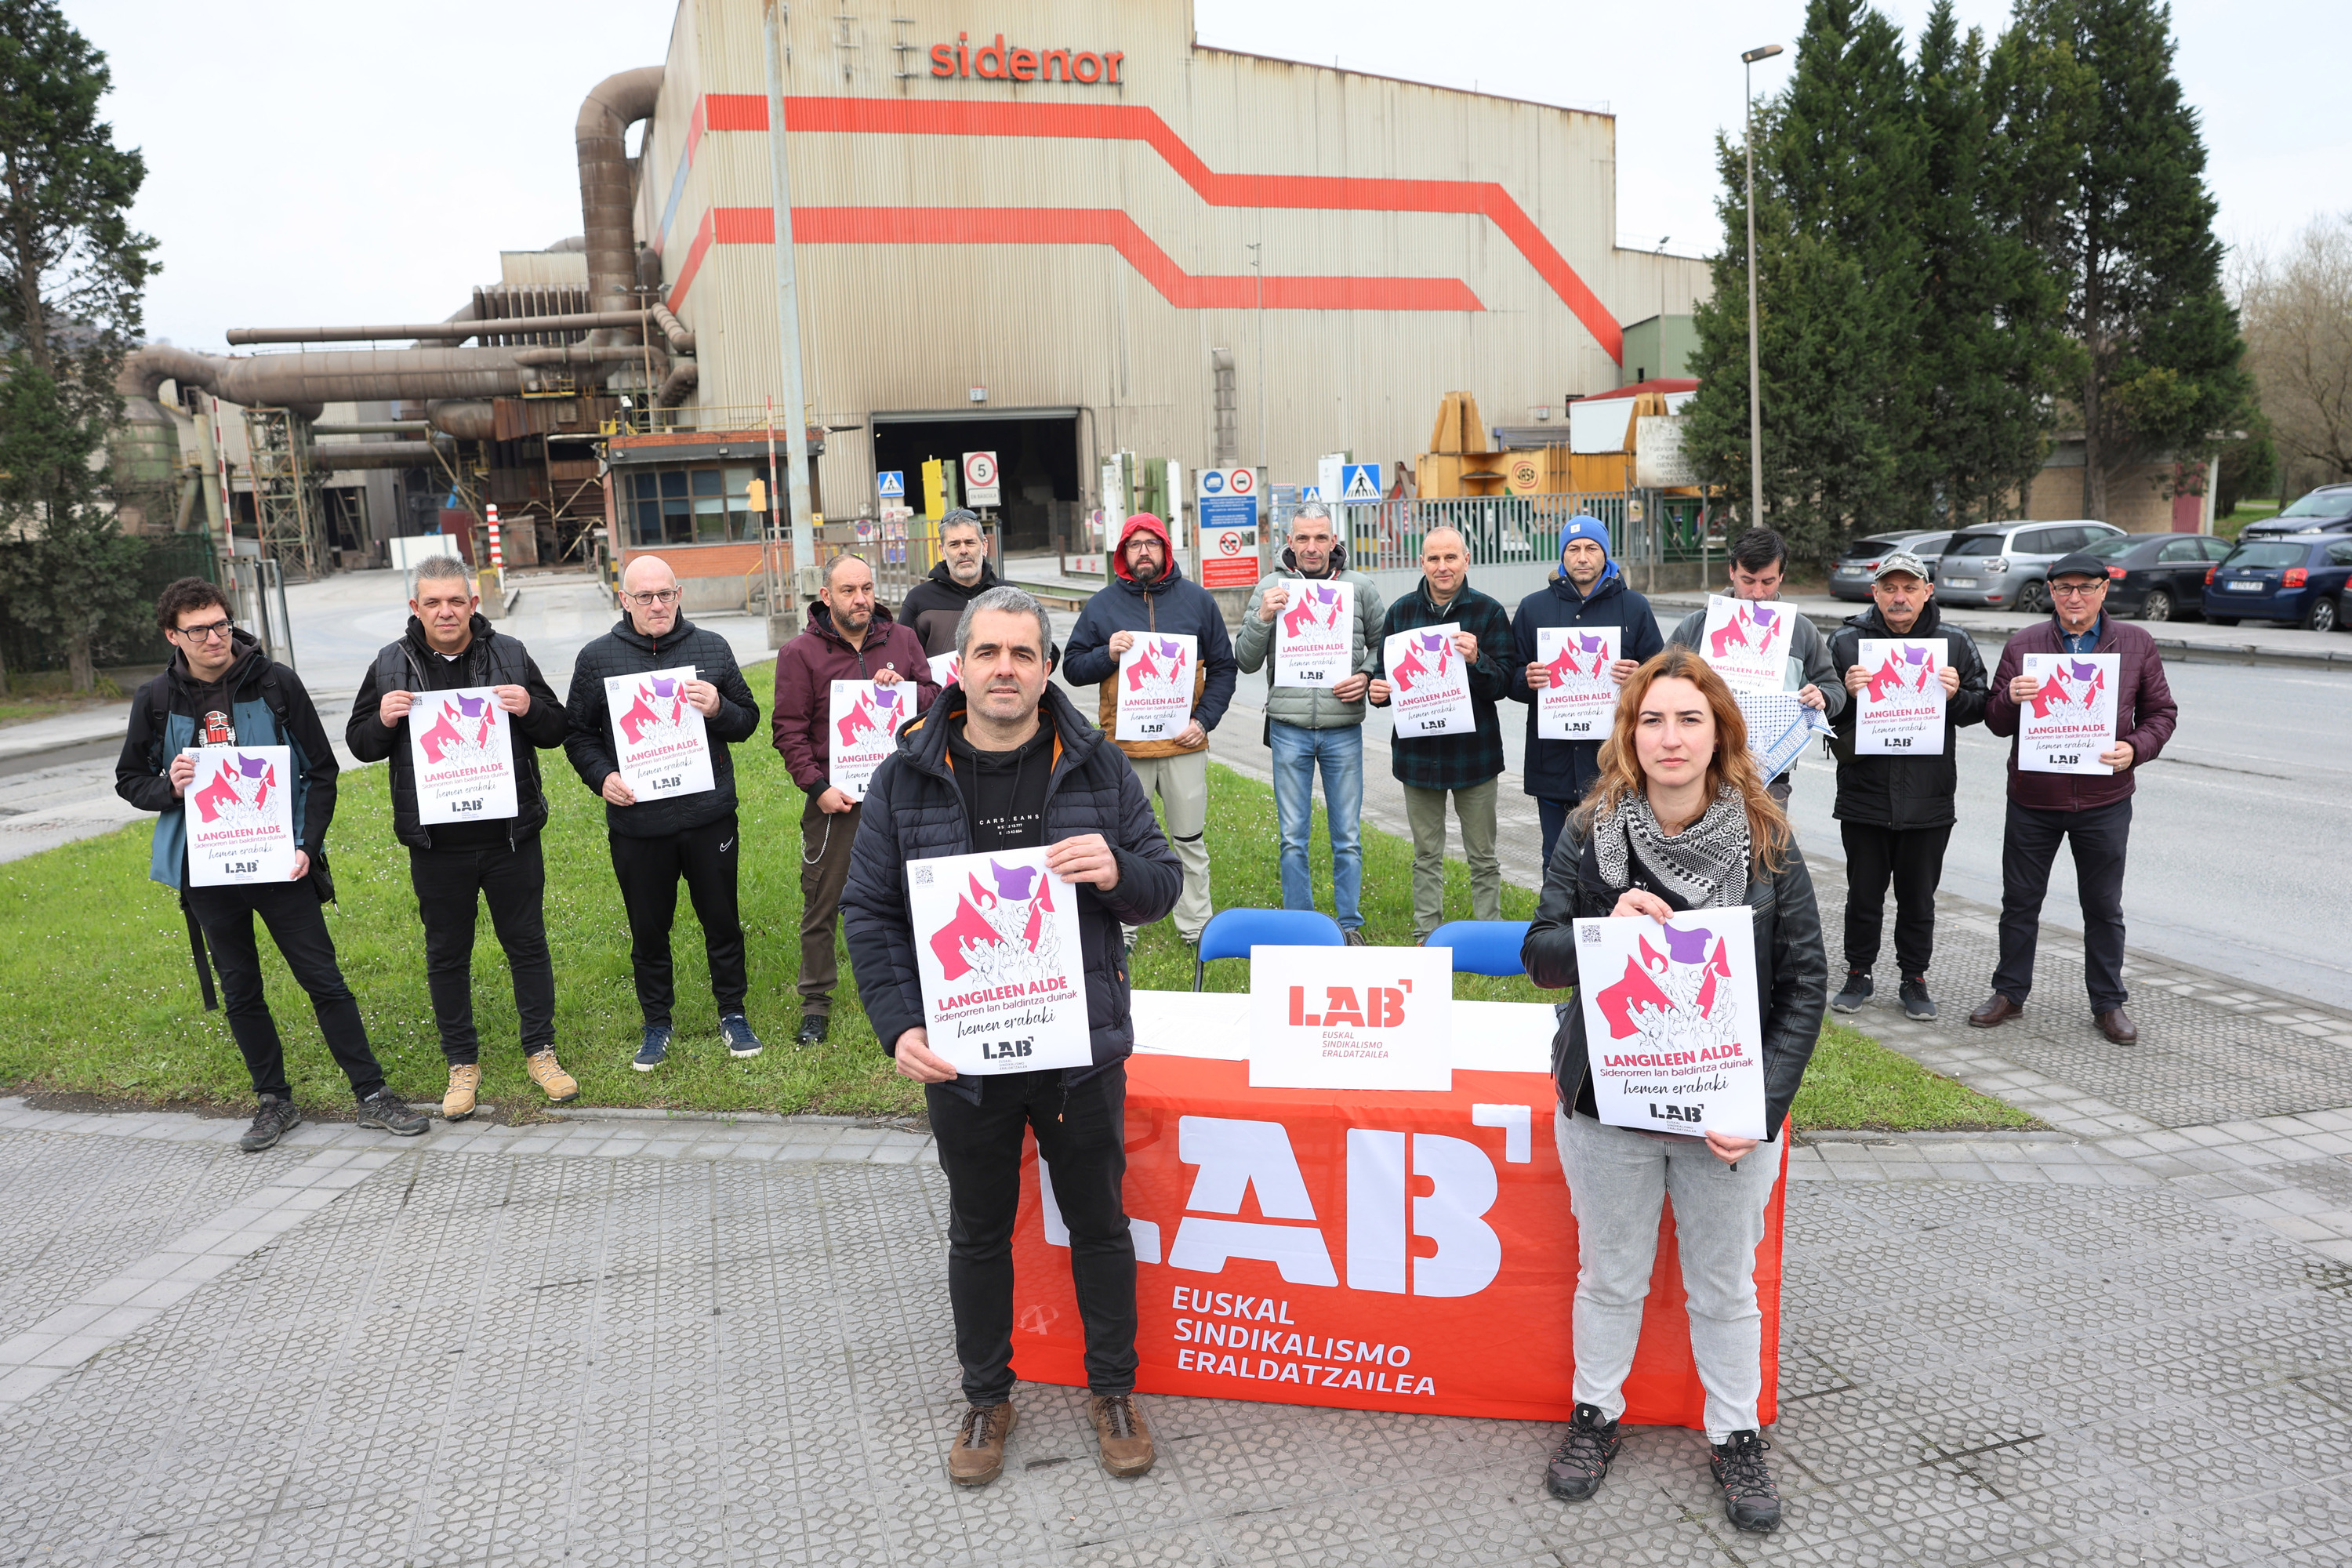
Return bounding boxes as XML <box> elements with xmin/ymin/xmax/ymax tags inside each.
<box><xmin>1268</xmin><ymin>720</ymin><xmax>1363</xmax><ymax>931</ymax></box>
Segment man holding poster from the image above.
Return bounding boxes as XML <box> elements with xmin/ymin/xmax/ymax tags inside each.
<box><xmin>1370</xmin><ymin>527</ymin><xmax>1517</xmax><ymax>940</ymax></box>
<box><xmin>1976</xmin><ymin>554</ymin><xmax>2176</xmax><ymax>1045</ymax></box>
<box><xmin>1511</xmin><ymin>514</ymin><xmax>1663</xmax><ymax>866</ymax></box>
<box><xmin>118</xmin><ymin>579</ymin><xmax>428</xmax><ymax>1151</ymax></box>
<box><xmin>565</xmin><ymin>556</ymin><xmax>765</xmax><ymax>1071</ymax></box>
<box><xmin>771</xmin><ymin>553</ymin><xmax>938</xmax><ymax>1047</ymax></box>
<box><xmin>842</xmin><ymin>586</ymin><xmax>1181</xmax><ymax>1488</ymax></box>
<box><xmin>1824</xmin><ymin>553</ymin><xmax>1989</xmax><ymax>1022</ymax></box>
<box><xmin>348</xmin><ymin>557</ymin><xmax>575</xmax><ymax>1119</ymax></box>
<box><xmin>1521</xmin><ymin>647</ymin><xmax>1825</xmax><ymax>1534</ymax></box>
<box><xmin>1231</xmin><ymin>501</ymin><xmax>1385</xmax><ymax>941</ymax></box>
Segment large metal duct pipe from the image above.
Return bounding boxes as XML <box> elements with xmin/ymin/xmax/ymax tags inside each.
<box><xmin>313</xmin><ymin>421</ymin><xmax>430</xmax><ymax>435</ymax></box>
<box><xmin>512</xmin><ymin>343</ymin><xmax>667</xmax><ymax>369</ymax></box>
<box><xmin>650</xmin><ymin>303</ymin><xmax>695</xmax><ymax>356</ymax></box>
<box><xmin>426</xmin><ymin>401</ymin><xmax>495</xmax><ymax>441</ymax></box>
<box><xmin>128</xmin><ymin>344</ymin><xmax>526</xmax><ymax>410</ymax></box>
<box><xmin>655</xmin><ymin>358</ymin><xmax>698</xmax><ymax>408</ymax></box>
<box><xmin>577</xmin><ymin>67</ymin><xmax>664</xmax><ymax>341</ymax></box>
<box><xmin>313</xmin><ymin>441</ymin><xmax>443</xmax><ymax>470</ymax></box>
<box><xmin>227</xmin><ymin>313</ymin><xmax>654</xmax><ymax>347</ymax></box>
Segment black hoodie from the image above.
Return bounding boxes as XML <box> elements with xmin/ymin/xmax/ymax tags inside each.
<box><xmin>897</xmin><ymin>558</ymin><xmax>1000</xmax><ymax>655</ymax></box>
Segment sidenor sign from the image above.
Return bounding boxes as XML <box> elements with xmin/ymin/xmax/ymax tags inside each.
<box><xmin>930</xmin><ymin>32</ymin><xmax>1127</xmax><ymax>85</ymax></box>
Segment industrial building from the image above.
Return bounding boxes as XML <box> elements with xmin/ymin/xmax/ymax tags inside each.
<box><xmin>128</xmin><ymin>0</ymin><xmax>1711</xmax><ymax>610</ymax></box>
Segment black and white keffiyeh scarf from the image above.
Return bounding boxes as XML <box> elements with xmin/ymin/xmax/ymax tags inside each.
<box><xmin>1591</xmin><ymin>785</ymin><xmax>1751</xmax><ymax>910</ymax></box>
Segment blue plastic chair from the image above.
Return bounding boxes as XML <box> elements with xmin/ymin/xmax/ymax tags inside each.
<box><xmin>1192</xmin><ymin>908</ymin><xmax>1345</xmax><ymax>990</ymax></box>
<box><xmin>1423</xmin><ymin>920</ymin><xmax>1534</xmax><ymax>978</ymax></box>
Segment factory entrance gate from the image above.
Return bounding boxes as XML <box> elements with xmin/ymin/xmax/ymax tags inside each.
<box><xmin>869</xmin><ymin>409</ymin><xmax>1080</xmax><ymax>555</ymax></box>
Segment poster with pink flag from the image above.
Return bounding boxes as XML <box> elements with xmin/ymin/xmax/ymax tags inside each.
<box><xmin>1853</xmin><ymin>639</ymin><xmax>1947</xmax><ymax>757</ymax></box>
<box><xmin>1116</xmin><ymin>633</ymin><xmax>1198</xmax><ymax>742</ymax></box>
<box><xmin>1572</xmin><ymin>913</ymin><xmax>1766</xmax><ymax>1140</ymax></box>
<box><xmin>1382</xmin><ymin>627</ymin><xmax>1475</xmax><ymax>736</ymax></box>
<box><xmin>2017</xmin><ymin>652</ymin><xmax>2118</xmax><ymax>775</ymax></box>
<box><xmin>1273</xmin><ymin>579</ymin><xmax>1354</xmax><ymax>688</ymax></box>
<box><xmin>405</xmin><ymin>687</ymin><xmax>519</xmax><ymax>822</ymax></box>
<box><xmin>185</xmin><ymin>745</ymin><xmax>299</xmax><ymax>887</ymax></box>
<box><xmin>907</xmin><ymin>847</ymin><xmax>1091</xmax><ymax>1075</ymax></box>
<box><xmin>927</xmin><ymin>650</ymin><xmax>961</xmax><ymax>690</ymax></box>
<box><xmin>602</xmin><ymin>666</ymin><xmax>713</xmax><ymax>801</ymax></box>
<box><xmin>1697</xmin><ymin>595</ymin><xmax>1796</xmax><ymax>695</ymax></box>
<box><xmin>828</xmin><ymin>681</ymin><xmax>912</xmax><ymax>801</ymax></box>
<box><xmin>1535</xmin><ymin>625</ymin><xmax>1623</xmax><ymax>740</ymax></box>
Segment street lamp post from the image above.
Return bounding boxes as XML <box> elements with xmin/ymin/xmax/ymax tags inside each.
<box><xmin>1741</xmin><ymin>44</ymin><xmax>1783</xmax><ymax>530</ymax></box>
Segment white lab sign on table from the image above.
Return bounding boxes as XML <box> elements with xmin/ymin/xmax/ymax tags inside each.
<box><xmin>1247</xmin><ymin>944</ymin><xmax>1453</xmax><ymax>1091</ymax></box>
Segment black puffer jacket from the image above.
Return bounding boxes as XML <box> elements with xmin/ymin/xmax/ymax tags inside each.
<box><xmin>562</xmin><ymin>615</ymin><xmax>761</xmax><ymax>837</ymax></box>
<box><xmin>347</xmin><ymin>616</ymin><xmax>568</xmax><ymax>850</ymax></box>
<box><xmin>840</xmin><ymin>683</ymin><xmax>1183</xmax><ymax>1085</ymax></box>
<box><xmin>1520</xmin><ymin>804</ymin><xmax>1828</xmax><ymax>1142</ymax></box>
<box><xmin>1824</xmin><ymin>601</ymin><xmax>1991</xmax><ymax>831</ymax></box>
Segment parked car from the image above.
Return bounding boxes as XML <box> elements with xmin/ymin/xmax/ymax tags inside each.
<box><xmin>2241</xmin><ymin>485</ymin><xmax>2352</xmax><ymax>540</ymax></box>
<box><xmin>2201</xmin><ymin>535</ymin><xmax>2352</xmax><ymax>631</ymax></box>
<box><xmin>1828</xmin><ymin>531</ymin><xmax>1954</xmax><ymax>601</ymax></box>
<box><xmin>1932</xmin><ymin>521</ymin><xmax>2126</xmax><ymax>612</ymax></box>
<box><xmin>2082</xmin><ymin>531</ymin><xmax>2233</xmax><ymax>622</ymax></box>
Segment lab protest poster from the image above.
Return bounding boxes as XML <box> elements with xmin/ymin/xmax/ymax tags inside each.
<box><xmin>603</xmin><ymin>666</ymin><xmax>713</xmax><ymax>800</ymax></box>
<box><xmin>907</xmin><ymin>848</ymin><xmax>1091</xmax><ymax>1075</ymax></box>
<box><xmin>1382</xmin><ymin>628</ymin><xmax>1475</xmax><ymax>736</ymax></box>
<box><xmin>185</xmin><ymin>746</ymin><xmax>298</xmax><ymax>886</ymax></box>
<box><xmin>405</xmin><ymin>687</ymin><xmax>519</xmax><ymax>822</ymax></box>
<box><xmin>928</xmin><ymin>650</ymin><xmax>961</xmax><ymax>690</ymax></box>
<box><xmin>1247</xmin><ymin>944</ymin><xmax>1452</xmax><ymax>1091</ymax></box>
<box><xmin>1535</xmin><ymin>626</ymin><xmax>1622</xmax><ymax>740</ymax></box>
<box><xmin>1698</xmin><ymin>597</ymin><xmax>1796</xmax><ymax>695</ymax></box>
<box><xmin>1116</xmin><ymin>633</ymin><xmax>1196</xmax><ymax>742</ymax></box>
<box><xmin>1853</xmin><ymin>640</ymin><xmax>1947</xmax><ymax>756</ymax></box>
<box><xmin>2017</xmin><ymin>652</ymin><xmax>2118</xmax><ymax>775</ymax></box>
<box><xmin>1572</xmin><ymin>914</ymin><xmax>1767</xmax><ymax>1140</ymax></box>
<box><xmin>828</xmin><ymin>680</ymin><xmax>910</xmax><ymax>801</ymax></box>
<box><xmin>1274</xmin><ymin>580</ymin><xmax>1354</xmax><ymax>688</ymax></box>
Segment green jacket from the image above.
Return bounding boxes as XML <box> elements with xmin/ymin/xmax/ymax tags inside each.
<box><xmin>1230</xmin><ymin>550</ymin><xmax>1386</xmax><ymax>731</ymax></box>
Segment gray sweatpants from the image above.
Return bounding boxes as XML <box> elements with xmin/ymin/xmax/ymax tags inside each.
<box><xmin>1555</xmin><ymin>1109</ymin><xmax>1782</xmax><ymax>1442</ymax></box>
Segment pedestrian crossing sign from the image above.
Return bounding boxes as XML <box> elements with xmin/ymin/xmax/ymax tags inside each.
<box><xmin>877</xmin><ymin>470</ymin><xmax>906</xmax><ymax>499</ymax></box>
<box><xmin>1341</xmin><ymin>463</ymin><xmax>1383</xmax><ymax>501</ymax></box>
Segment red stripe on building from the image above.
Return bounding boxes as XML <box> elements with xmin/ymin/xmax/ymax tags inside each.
<box><xmin>696</xmin><ymin>93</ymin><xmax>1619</xmax><ymax>359</ymax></box>
<box><xmin>684</xmin><ymin>206</ymin><xmax>1482</xmax><ymax>314</ymax></box>
<box><xmin>665</xmin><ymin>209</ymin><xmax>717</xmax><ymax>315</ymax></box>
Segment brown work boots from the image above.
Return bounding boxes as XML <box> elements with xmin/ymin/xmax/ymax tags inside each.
<box><xmin>945</xmin><ymin>1395</ymin><xmax>1156</xmax><ymax>1485</ymax></box>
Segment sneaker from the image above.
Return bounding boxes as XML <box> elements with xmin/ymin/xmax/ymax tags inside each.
<box><xmin>719</xmin><ymin>1013</ymin><xmax>764</xmax><ymax>1058</ymax></box>
<box><xmin>1831</xmin><ymin>970</ymin><xmax>1873</xmax><ymax>1014</ymax></box>
<box><xmin>795</xmin><ymin>1014</ymin><xmax>829</xmax><ymax>1048</ymax></box>
<box><xmin>1088</xmin><ymin>1392</ymin><xmax>1155</xmax><ymax>1478</ymax></box>
<box><xmin>238</xmin><ymin>1094</ymin><xmax>302</xmax><ymax>1152</ymax></box>
<box><xmin>354</xmin><ymin>1089</ymin><xmax>430</xmax><ymax>1138</ymax></box>
<box><xmin>633</xmin><ymin>1025</ymin><xmax>673</xmax><ymax>1073</ymax></box>
<box><xmin>1710</xmin><ymin>1429</ymin><xmax>1782</xmax><ymax>1533</ymax></box>
<box><xmin>441</xmin><ymin>1063</ymin><xmax>482</xmax><ymax>1121</ymax></box>
<box><xmin>948</xmin><ymin>1400</ymin><xmax>1016</xmax><ymax>1486</ymax></box>
<box><xmin>1344</xmin><ymin>928</ymin><xmax>1369</xmax><ymax>946</ymax></box>
<box><xmin>1900</xmin><ymin>977</ymin><xmax>1937</xmax><ymax>1021</ymax></box>
<box><xmin>526</xmin><ymin>1050</ymin><xmax>579</xmax><ymax>1103</ymax></box>
<box><xmin>1543</xmin><ymin>1403</ymin><xmax>1622</xmax><ymax>1502</ymax></box>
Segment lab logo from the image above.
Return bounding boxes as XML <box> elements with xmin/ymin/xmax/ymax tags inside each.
<box><xmin>1595</xmin><ymin>922</ymin><xmax>1739</xmax><ymax>1051</ymax></box>
<box><xmin>191</xmin><ymin>752</ymin><xmax>280</xmax><ymax>826</ymax></box>
<box><xmin>1123</xmin><ymin>635</ymin><xmax>1192</xmax><ymax>695</ymax></box>
<box><xmin>1279</xmin><ymin>584</ymin><xmax>1346</xmax><ymax>641</ymax></box>
<box><xmin>1862</xmin><ymin>644</ymin><xmax>1937</xmax><ymax>704</ymax></box>
<box><xmin>1388</xmin><ymin>630</ymin><xmax>1454</xmax><ymax>693</ymax></box>
<box><xmin>617</xmin><ymin>675</ymin><xmax>691</xmax><ymax>745</ymax></box>
<box><xmin>926</xmin><ymin>858</ymin><xmax>1064</xmax><ymax>985</ymax></box>
<box><xmin>834</xmin><ymin>684</ymin><xmax>906</xmax><ymax>748</ymax></box>
<box><xmin>2029</xmin><ymin>658</ymin><xmax>2109</xmax><ymax>720</ymax></box>
<box><xmin>1543</xmin><ymin>630</ymin><xmax>1613</xmax><ymax>688</ymax></box>
<box><xmin>1708</xmin><ymin>601</ymin><xmax>1780</xmax><ymax>659</ymax></box>
<box><xmin>416</xmin><ymin>692</ymin><xmax>499</xmax><ymax>765</ymax></box>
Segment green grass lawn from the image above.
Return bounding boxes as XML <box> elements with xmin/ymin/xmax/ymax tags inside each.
<box><xmin>0</xmin><ymin>659</ymin><xmax>2028</xmax><ymax>1134</ymax></box>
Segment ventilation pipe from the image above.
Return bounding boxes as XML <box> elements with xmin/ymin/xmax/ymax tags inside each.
<box><xmin>655</xmin><ymin>359</ymin><xmax>698</xmax><ymax>408</ymax></box>
<box><xmin>512</xmin><ymin>343</ymin><xmax>669</xmax><ymax>370</ymax></box>
<box><xmin>226</xmin><ymin>312</ymin><xmax>660</xmax><ymax>347</ymax></box>
<box><xmin>425</xmin><ymin>401</ymin><xmax>495</xmax><ymax>441</ymax></box>
<box><xmin>312</xmin><ymin>441</ymin><xmax>445</xmax><ymax>470</ymax></box>
<box><xmin>577</xmin><ymin>67</ymin><xmax>665</xmax><ymax>343</ymax></box>
<box><xmin>127</xmin><ymin>344</ymin><xmax>528</xmax><ymax>413</ymax></box>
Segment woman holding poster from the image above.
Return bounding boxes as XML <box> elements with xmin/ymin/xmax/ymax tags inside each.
<box><xmin>1521</xmin><ymin>648</ymin><xmax>1827</xmax><ymax>1536</ymax></box>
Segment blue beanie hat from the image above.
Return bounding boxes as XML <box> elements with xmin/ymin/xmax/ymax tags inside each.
<box><xmin>1559</xmin><ymin>514</ymin><xmax>1618</xmax><ymax>579</ymax></box>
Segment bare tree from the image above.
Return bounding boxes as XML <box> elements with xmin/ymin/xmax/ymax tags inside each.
<box><xmin>2238</xmin><ymin>213</ymin><xmax>2352</xmax><ymax>488</ymax></box>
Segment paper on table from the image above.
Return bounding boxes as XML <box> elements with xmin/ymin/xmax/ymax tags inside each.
<box><xmin>1247</xmin><ymin>944</ymin><xmax>1453</xmax><ymax>1090</ymax></box>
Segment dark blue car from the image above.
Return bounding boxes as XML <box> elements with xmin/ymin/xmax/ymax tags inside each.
<box><xmin>2202</xmin><ymin>535</ymin><xmax>2352</xmax><ymax>632</ymax></box>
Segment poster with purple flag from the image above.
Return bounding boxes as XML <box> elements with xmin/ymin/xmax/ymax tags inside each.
<box><xmin>1116</xmin><ymin>633</ymin><xmax>1198</xmax><ymax>742</ymax></box>
<box><xmin>1570</xmin><ymin>913</ymin><xmax>1766</xmax><ymax>1140</ymax></box>
<box><xmin>405</xmin><ymin>687</ymin><xmax>519</xmax><ymax>822</ymax></box>
<box><xmin>185</xmin><ymin>745</ymin><xmax>299</xmax><ymax>886</ymax></box>
<box><xmin>2017</xmin><ymin>652</ymin><xmax>2118</xmax><ymax>775</ymax></box>
<box><xmin>1853</xmin><ymin>639</ymin><xmax>1947</xmax><ymax>757</ymax></box>
<box><xmin>828</xmin><ymin>680</ymin><xmax>911</xmax><ymax>802</ymax></box>
<box><xmin>906</xmin><ymin>847</ymin><xmax>1091</xmax><ymax>1075</ymax></box>
<box><xmin>603</xmin><ymin>666</ymin><xmax>714</xmax><ymax>801</ymax></box>
<box><xmin>1382</xmin><ymin>627</ymin><xmax>1476</xmax><ymax>736</ymax></box>
<box><xmin>1697</xmin><ymin>595</ymin><xmax>1796</xmax><ymax>695</ymax></box>
<box><xmin>1535</xmin><ymin>625</ymin><xmax>1623</xmax><ymax>740</ymax></box>
<box><xmin>1273</xmin><ymin>579</ymin><xmax>1354</xmax><ymax>688</ymax></box>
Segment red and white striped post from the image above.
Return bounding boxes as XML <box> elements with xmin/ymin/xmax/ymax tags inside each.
<box><xmin>484</xmin><ymin>503</ymin><xmax>506</xmax><ymax>612</ymax></box>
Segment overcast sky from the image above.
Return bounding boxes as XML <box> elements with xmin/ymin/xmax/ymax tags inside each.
<box><xmin>66</xmin><ymin>0</ymin><xmax>2347</xmax><ymax>354</ymax></box>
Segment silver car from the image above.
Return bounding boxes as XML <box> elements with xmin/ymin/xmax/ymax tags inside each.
<box><xmin>1829</xmin><ymin>530</ymin><xmax>1954</xmax><ymax>601</ymax></box>
<box><xmin>1933</xmin><ymin>521</ymin><xmax>2125</xmax><ymax>613</ymax></box>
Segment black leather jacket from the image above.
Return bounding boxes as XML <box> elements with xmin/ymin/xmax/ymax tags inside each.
<box><xmin>1520</xmin><ymin>805</ymin><xmax>1830</xmax><ymax>1142</ymax></box>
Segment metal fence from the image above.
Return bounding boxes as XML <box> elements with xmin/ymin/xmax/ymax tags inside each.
<box><xmin>1261</xmin><ymin>491</ymin><xmax>1691</xmax><ymax>608</ymax></box>
<box><xmin>0</xmin><ymin>534</ymin><xmax>220</xmax><ymax>681</ymax></box>
<box><xmin>818</xmin><ymin>518</ymin><xmax>1004</xmax><ymax>608</ymax></box>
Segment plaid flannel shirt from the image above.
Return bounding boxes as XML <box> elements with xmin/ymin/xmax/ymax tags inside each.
<box><xmin>1370</xmin><ymin>578</ymin><xmax>1519</xmax><ymax>791</ymax></box>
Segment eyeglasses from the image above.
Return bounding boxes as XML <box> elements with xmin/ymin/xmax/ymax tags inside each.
<box><xmin>624</xmin><ymin>590</ymin><xmax>683</xmax><ymax>608</ymax></box>
<box><xmin>174</xmin><ymin>619</ymin><xmax>235</xmax><ymax>643</ymax></box>
<box><xmin>2048</xmin><ymin>581</ymin><xmax>2106</xmax><ymax>598</ymax></box>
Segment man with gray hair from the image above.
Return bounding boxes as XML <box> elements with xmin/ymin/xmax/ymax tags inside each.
<box><xmin>348</xmin><ymin>556</ymin><xmax>573</xmax><ymax>1120</ymax></box>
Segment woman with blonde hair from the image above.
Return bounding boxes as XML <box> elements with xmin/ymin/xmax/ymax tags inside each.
<box><xmin>1519</xmin><ymin>646</ymin><xmax>1828</xmax><ymax>1534</ymax></box>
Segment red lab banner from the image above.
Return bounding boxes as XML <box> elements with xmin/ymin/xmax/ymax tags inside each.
<box><xmin>1008</xmin><ymin>1054</ymin><xmax>1786</xmax><ymax>1428</ymax></box>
